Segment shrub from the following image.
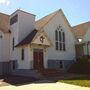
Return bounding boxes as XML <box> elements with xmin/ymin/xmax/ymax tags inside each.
<box><xmin>68</xmin><ymin>56</ymin><xmax>90</xmax><ymax>74</ymax></box>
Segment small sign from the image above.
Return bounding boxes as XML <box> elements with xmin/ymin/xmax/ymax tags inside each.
<box><xmin>40</xmin><ymin>36</ymin><xmax>45</xmax><ymax>43</ymax></box>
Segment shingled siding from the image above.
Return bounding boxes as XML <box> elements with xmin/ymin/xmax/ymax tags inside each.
<box><xmin>48</xmin><ymin>60</ymin><xmax>75</xmax><ymax>72</ymax></box>
<box><xmin>0</xmin><ymin>62</ymin><xmax>11</xmax><ymax>75</ymax></box>
<box><xmin>0</xmin><ymin>13</ymin><xmax>9</xmax><ymax>33</ymax></box>
<box><xmin>0</xmin><ymin>63</ymin><xmax>3</xmax><ymax>75</ymax></box>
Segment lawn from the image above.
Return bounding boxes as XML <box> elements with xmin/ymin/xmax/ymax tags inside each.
<box><xmin>58</xmin><ymin>75</ymin><xmax>90</xmax><ymax>87</ymax></box>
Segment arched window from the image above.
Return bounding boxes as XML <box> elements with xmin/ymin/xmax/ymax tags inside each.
<box><xmin>55</xmin><ymin>26</ymin><xmax>66</xmax><ymax>51</ymax></box>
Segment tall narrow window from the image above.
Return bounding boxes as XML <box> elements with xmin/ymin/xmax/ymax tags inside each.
<box><xmin>55</xmin><ymin>30</ymin><xmax>58</xmax><ymax>41</ymax></box>
<box><xmin>60</xmin><ymin>61</ymin><xmax>64</xmax><ymax>69</ymax></box>
<box><xmin>59</xmin><ymin>31</ymin><xmax>61</xmax><ymax>42</ymax></box>
<box><xmin>62</xmin><ymin>32</ymin><xmax>65</xmax><ymax>42</ymax></box>
<box><xmin>55</xmin><ymin>26</ymin><xmax>66</xmax><ymax>51</ymax></box>
<box><xmin>62</xmin><ymin>32</ymin><xmax>66</xmax><ymax>51</ymax></box>
<box><xmin>21</xmin><ymin>48</ymin><xmax>24</xmax><ymax>60</ymax></box>
<box><xmin>56</xmin><ymin>42</ymin><xmax>58</xmax><ymax>50</ymax></box>
<box><xmin>12</xmin><ymin>37</ymin><xmax>14</xmax><ymax>50</ymax></box>
<box><xmin>55</xmin><ymin>30</ymin><xmax>58</xmax><ymax>50</ymax></box>
<box><xmin>12</xmin><ymin>61</ymin><xmax>16</xmax><ymax>70</ymax></box>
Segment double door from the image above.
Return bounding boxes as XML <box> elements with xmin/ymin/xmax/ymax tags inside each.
<box><xmin>33</xmin><ymin>49</ymin><xmax>44</xmax><ymax>69</ymax></box>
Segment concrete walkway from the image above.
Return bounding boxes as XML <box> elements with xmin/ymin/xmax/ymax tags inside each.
<box><xmin>0</xmin><ymin>80</ymin><xmax>90</xmax><ymax>90</ymax></box>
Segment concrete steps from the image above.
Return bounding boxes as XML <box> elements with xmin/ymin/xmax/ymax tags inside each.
<box><xmin>37</xmin><ymin>69</ymin><xmax>61</xmax><ymax>77</ymax></box>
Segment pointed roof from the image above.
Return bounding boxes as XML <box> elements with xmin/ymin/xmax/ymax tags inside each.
<box><xmin>31</xmin><ymin>30</ymin><xmax>53</xmax><ymax>46</ymax></box>
<box><xmin>16</xmin><ymin>9</ymin><xmax>73</xmax><ymax>47</ymax></box>
<box><xmin>35</xmin><ymin>10</ymin><xmax>60</xmax><ymax>30</ymax></box>
<box><xmin>0</xmin><ymin>12</ymin><xmax>9</xmax><ymax>33</ymax></box>
<box><xmin>16</xmin><ymin>29</ymin><xmax>38</xmax><ymax>47</ymax></box>
<box><xmin>35</xmin><ymin>9</ymin><xmax>72</xmax><ymax>32</ymax></box>
<box><xmin>72</xmin><ymin>22</ymin><xmax>90</xmax><ymax>39</ymax></box>
<box><xmin>15</xmin><ymin>10</ymin><xmax>61</xmax><ymax>47</ymax></box>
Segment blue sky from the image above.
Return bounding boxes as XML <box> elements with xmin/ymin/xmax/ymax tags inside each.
<box><xmin>0</xmin><ymin>0</ymin><xmax>90</xmax><ymax>26</ymax></box>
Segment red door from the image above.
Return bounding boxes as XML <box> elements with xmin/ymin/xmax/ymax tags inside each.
<box><xmin>33</xmin><ymin>50</ymin><xmax>44</xmax><ymax>69</ymax></box>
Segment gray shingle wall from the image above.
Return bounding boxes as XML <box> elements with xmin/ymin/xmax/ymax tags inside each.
<box><xmin>48</xmin><ymin>60</ymin><xmax>75</xmax><ymax>71</ymax></box>
<box><xmin>0</xmin><ymin>62</ymin><xmax>11</xmax><ymax>75</ymax></box>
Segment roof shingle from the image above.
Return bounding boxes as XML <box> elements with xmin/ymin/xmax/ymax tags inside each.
<box><xmin>72</xmin><ymin>22</ymin><xmax>90</xmax><ymax>39</ymax></box>
<box><xmin>0</xmin><ymin>13</ymin><xmax>9</xmax><ymax>33</ymax></box>
<box><xmin>35</xmin><ymin>10</ymin><xmax>59</xmax><ymax>30</ymax></box>
<box><xmin>16</xmin><ymin>29</ymin><xmax>37</xmax><ymax>47</ymax></box>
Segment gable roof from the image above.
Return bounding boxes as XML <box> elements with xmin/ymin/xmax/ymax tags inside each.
<box><xmin>35</xmin><ymin>10</ymin><xmax>59</xmax><ymax>30</ymax></box>
<box><xmin>72</xmin><ymin>22</ymin><xmax>90</xmax><ymax>39</ymax></box>
<box><xmin>16</xmin><ymin>29</ymin><xmax>38</xmax><ymax>47</ymax></box>
<box><xmin>31</xmin><ymin>30</ymin><xmax>53</xmax><ymax>46</ymax></box>
<box><xmin>0</xmin><ymin>13</ymin><xmax>9</xmax><ymax>33</ymax></box>
<box><xmin>16</xmin><ymin>9</ymin><xmax>74</xmax><ymax>47</ymax></box>
<box><xmin>36</xmin><ymin>9</ymin><xmax>72</xmax><ymax>31</ymax></box>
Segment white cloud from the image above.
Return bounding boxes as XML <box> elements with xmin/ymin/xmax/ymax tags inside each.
<box><xmin>0</xmin><ymin>0</ymin><xmax>10</xmax><ymax>6</ymax></box>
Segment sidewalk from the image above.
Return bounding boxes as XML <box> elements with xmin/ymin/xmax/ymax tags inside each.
<box><xmin>0</xmin><ymin>80</ymin><xmax>90</xmax><ymax>90</ymax></box>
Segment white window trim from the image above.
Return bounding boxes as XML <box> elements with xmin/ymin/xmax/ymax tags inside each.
<box><xmin>55</xmin><ymin>26</ymin><xmax>66</xmax><ymax>51</ymax></box>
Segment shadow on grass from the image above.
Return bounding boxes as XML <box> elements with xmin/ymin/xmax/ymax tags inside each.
<box><xmin>0</xmin><ymin>74</ymin><xmax>90</xmax><ymax>86</ymax></box>
<box><xmin>0</xmin><ymin>75</ymin><xmax>39</xmax><ymax>86</ymax></box>
<box><xmin>0</xmin><ymin>75</ymin><xmax>56</xmax><ymax>86</ymax></box>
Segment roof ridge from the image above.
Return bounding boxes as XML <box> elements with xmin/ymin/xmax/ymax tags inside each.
<box><xmin>36</xmin><ymin>9</ymin><xmax>60</xmax><ymax>22</ymax></box>
<box><xmin>10</xmin><ymin>9</ymin><xmax>36</xmax><ymax>16</ymax></box>
<box><xmin>72</xmin><ymin>21</ymin><xmax>90</xmax><ymax>39</ymax></box>
<box><xmin>36</xmin><ymin>9</ymin><xmax>61</xmax><ymax>30</ymax></box>
<box><xmin>0</xmin><ymin>12</ymin><xmax>9</xmax><ymax>16</ymax></box>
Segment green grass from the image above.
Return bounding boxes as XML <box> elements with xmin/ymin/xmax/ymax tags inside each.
<box><xmin>58</xmin><ymin>75</ymin><xmax>90</xmax><ymax>87</ymax></box>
